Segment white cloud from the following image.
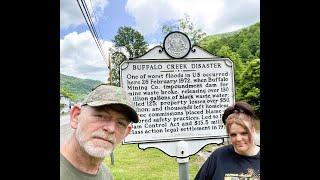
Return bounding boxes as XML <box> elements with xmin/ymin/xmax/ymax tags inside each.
<box><xmin>148</xmin><ymin>43</ymin><xmax>160</xmax><ymax>50</ymax></box>
<box><xmin>60</xmin><ymin>0</ymin><xmax>109</xmax><ymax>29</ymax></box>
<box><xmin>60</xmin><ymin>31</ymin><xmax>113</xmax><ymax>82</ymax></box>
<box><xmin>60</xmin><ymin>0</ymin><xmax>259</xmax><ymax>82</ymax></box>
<box><xmin>125</xmin><ymin>0</ymin><xmax>259</xmax><ymax>35</ymax></box>
<box><xmin>125</xmin><ymin>0</ymin><xmax>177</xmax><ymax>35</ymax></box>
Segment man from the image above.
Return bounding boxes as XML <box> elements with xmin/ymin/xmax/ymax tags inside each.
<box><xmin>60</xmin><ymin>84</ymin><xmax>139</xmax><ymax>180</ymax></box>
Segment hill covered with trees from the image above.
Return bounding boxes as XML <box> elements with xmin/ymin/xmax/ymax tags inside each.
<box><xmin>60</xmin><ymin>73</ymin><xmax>103</xmax><ymax>102</ymax></box>
<box><xmin>200</xmin><ymin>22</ymin><xmax>260</xmax><ymax>61</ymax></box>
<box><xmin>200</xmin><ymin>22</ymin><xmax>260</xmax><ymax>116</ymax></box>
<box><xmin>153</xmin><ymin>17</ymin><xmax>259</xmax><ymax>116</ymax></box>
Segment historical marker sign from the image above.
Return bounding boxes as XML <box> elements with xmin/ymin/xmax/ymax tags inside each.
<box><xmin>120</xmin><ymin>46</ymin><xmax>235</xmax><ymax>145</ymax></box>
<box><xmin>119</xmin><ymin>32</ymin><xmax>235</xmax><ymax>178</ymax></box>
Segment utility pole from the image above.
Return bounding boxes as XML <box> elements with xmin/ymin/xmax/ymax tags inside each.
<box><xmin>107</xmin><ymin>52</ymin><xmax>115</xmax><ymax>164</ymax></box>
<box><xmin>107</xmin><ymin>53</ymin><xmax>112</xmax><ymax>85</ymax></box>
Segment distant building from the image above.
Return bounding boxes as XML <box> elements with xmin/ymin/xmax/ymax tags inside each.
<box><xmin>60</xmin><ymin>94</ymin><xmax>71</xmax><ymax>113</ymax></box>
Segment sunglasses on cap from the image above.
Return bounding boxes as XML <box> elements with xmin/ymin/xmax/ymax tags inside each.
<box><xmin>222</xmin><ymin>103</ymin><xmax>254</xmax><ymax>124</ymax></box>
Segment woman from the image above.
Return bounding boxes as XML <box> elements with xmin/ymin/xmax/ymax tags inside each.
<box><xmin>195</xmin><ymin>101</ymin><xmax>260</xmax><ymax>180</ymax></box>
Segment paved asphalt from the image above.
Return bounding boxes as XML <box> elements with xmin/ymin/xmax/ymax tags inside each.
<box><xmin>60</xmin><ymin>114</ymin><xmax>73</xmax><ymax>147</ymax></box>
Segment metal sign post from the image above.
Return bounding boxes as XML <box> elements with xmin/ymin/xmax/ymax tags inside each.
<box><xmin>176</xmin><ymin>141</ymin><xmax>189</xmax><ymax>180</ymax></box>
<box><xmin>178</xmin><ymin>158</ymin><xmax>189</xmax><ymax>180</ymax></box>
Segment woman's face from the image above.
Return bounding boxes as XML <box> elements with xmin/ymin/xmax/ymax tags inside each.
<box><xmin>229</xmin><ymin>120</ymin><xmax>255</xmax><ymax>155</ymax></box>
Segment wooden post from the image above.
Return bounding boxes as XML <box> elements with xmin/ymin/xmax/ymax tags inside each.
<box><xmin>108</xmin><ymin>53</ymin><xmax>115</xmax><ymax>164</ymax></box>
<box><xmin>110</xmin><ymin>151</ymin><xmax>115</xmax><ymax>165</ymax></box>
<box><xmin>107</xmin><ymin>53</ymin><xmax>112</xmax><ymax>85</ymax></box>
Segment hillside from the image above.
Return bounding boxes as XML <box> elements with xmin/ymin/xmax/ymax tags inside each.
<box><xmin>60</xmin><ymin>73</ymin><xmax>103</xmax><ymax>101</ymax></box>
<box><xmin>199</xmin><ymin>22</ymin><xmax>260</xmax><ymax>116</ymax></box>
<box><xmin>200</xmin><ymin>22</ymin><xmax>260</xmax><ymax>61</ymax></box>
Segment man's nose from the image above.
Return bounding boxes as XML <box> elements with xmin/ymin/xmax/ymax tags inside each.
<box><xmin>102</xmin><ymin>120</ymin><xmax>116</xmax><ymax>133</ymax></box>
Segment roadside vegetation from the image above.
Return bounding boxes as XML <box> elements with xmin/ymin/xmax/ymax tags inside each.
<box><xmin>104</xmin><ymin>143</ymin><xmax>211</xmax><ymax>180</ymax></box>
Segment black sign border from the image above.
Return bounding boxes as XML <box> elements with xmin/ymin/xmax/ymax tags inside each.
<box><xmin>120</xmin><ymin>58</ymin><xmax>235</xmax><ymax>144</ymax></box>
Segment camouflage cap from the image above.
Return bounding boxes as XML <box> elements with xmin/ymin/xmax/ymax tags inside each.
<box><xmin>82</xmin><ymin>84</ymin><xmax>139</xmax><ymax>123</ymax></box>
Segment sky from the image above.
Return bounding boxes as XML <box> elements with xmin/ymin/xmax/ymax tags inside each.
<box><xmin>60</xmin><ymin>0</ymin><xmax>260</xmax><ymax>82</ymax></box>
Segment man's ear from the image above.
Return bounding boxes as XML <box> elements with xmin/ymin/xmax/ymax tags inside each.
<box><xmin>124</xmin><ymin>124</ymin><xmax>132</xmax><ymax>138</ymax></box>
<box><xmin>70</xmin><ymin>104</ymin><xmax>81</xmax><ymax>129</ymax></box>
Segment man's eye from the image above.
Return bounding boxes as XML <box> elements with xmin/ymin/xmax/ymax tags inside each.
<box><xmin>93</xmin><ymin>114</ymin><xmax>105</xmax><ymax>120</ymax></box>
<box><xmin>117</xmin><ymin>121</ymin><xmax>127</xmax><ymax>127</ymax></box>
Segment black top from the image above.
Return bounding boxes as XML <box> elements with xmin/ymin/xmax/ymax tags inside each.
<box><xmin>195</xmin><ymin>145</ymin><xmax>260</xmax><ymax>180</ymax></box>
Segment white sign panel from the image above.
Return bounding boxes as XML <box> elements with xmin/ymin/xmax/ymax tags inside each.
<box><xmin>121</xmin><ymin>58</ymin><xmax>235</xmax><ymax>144</ymax></box>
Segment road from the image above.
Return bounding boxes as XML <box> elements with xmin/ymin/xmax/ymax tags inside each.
<box><xmin>60</xmin><ymin>114</ymin><xmax>73</xmax><ymax>147</ymax></box>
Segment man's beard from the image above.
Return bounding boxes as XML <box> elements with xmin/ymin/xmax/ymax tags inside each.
<box><xmin>76</xmin><ymin>128</ymin><xmax>115</xmax><ymax>159</ymax></box>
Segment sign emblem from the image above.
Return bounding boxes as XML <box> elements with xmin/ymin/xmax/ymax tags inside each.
<box><xmin>164</xmin><ymin>31</ymin><xmax>191</xmax><ymax>59</ymax></box>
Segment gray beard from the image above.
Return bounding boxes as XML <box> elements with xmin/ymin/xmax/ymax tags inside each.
<box><xmin>76</xmin><ymin>129</ymin><xmax>113</xmax><ymax>159</ymax></box>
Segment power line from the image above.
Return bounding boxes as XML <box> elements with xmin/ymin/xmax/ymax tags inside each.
<box><xmin>76</xmin><ymin>0</ymin><xmax>108</xmax><ymax>64</ymax></box>
<box><xmin>78</xmin><ymin>0</ymin><xmax>107</xmax><ymax>61</ymax></box>
<box><xmin>88</xmin><ymin>0</ymin><xmax>109</xmax><ymax>68</ymax></box>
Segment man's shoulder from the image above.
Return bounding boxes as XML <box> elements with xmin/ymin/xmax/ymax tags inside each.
<box><xmin>60</xmin><ymin>153</ymin><xmax>69</xmax><ymax>168</ymax></box>
<box><xmin>60</xmin><ymin>153</ymin><xmax>113</xmax><ymax>180</ymax></box>
<box><xmin>60</xmin><ymin>153</ymin><xmax>77</xmax><ymax>180</ymax></box>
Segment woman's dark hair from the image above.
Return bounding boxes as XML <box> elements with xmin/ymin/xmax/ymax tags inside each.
<box><xmin>222</xmin><ymin>101</ymin><xmax>256</xmax><ymax>124</ymax></box>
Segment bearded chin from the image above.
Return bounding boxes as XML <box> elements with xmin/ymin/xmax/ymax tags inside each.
<box><xmin>76</xmin><ymin>129</ymin><xmax>113</xmax><ymax>159</ymax></box>
<box><xmin>81</xmin><ymin>141</ymin><xmax>113</xmax><ymax>159</ymax></box>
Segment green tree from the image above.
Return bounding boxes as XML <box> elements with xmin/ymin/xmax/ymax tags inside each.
<box><xmin>60</xmin><ymin>73</ymin><xmax>102</xmax><ymax>101</ymax></box>
<box><xmin>200</xmin><ymin>22</ymin><xmax>260</xmax><ymax>61</ymax></box>
<box><xmin>237</xmin><ymin>59</ymin><xmax>260</xmax><ymax>116</ymax></box>
<box><xmin>217</xmin><ymin>45</ymin><xmax>244</xmax><ymax>83</ymax></box>
<box><xmin>162</xmin><ymin>14</ymin><xmax>206</xmax><ymax>45</ymax></box>
<box><xmin>110</xmin><ymin>26</ymin><xmax>148</xmax><ymax>86</ymax></box>
<box><xmin>112</xmin><ymin>26</ymin><xmax>148</xmax><ymax>59</ymax></box>
<box><xmin>60</xmin><ymin>87</ymin><xmax>76</xmax><ymax>101</ymax></box>
<box><xmin>237</xmin><ymin>43</ymin><xmax>252</xmax><ymax>61</ymax></box>
<box><xmin>199</xmin><ymin>22</ymin><xmax>260</xmax><ymax>114</ymax></box>
<box><xmin>109</xmin><ymin>50</ymin><xmax>127</xmax><ymax>86</ymax></box>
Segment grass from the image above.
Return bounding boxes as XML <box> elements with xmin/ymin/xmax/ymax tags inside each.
<box><xmin>102</xmin><ymin>121</ymin><xmax>261</xmax><ymax>179</ymax></box>
<box><xmin>104</xmin><ymin>143</ymin><xmax>205</xmax><ymax>180</ymax></box>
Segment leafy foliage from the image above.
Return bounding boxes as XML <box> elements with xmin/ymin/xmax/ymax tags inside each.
<box><xmin>112</xmin><ymin>26</ymin><xmax>148</xmax><ymax>59</ymax></box>
<box><xmin>60</xmin><ymin>87</ymin><xmax>76</xmax><ymax>101</ymax></box>
<box><xmin>200</xmin><ymin>22</ymin><xmax>260</xmax><ymax>62</ymax></box>
<box><xmin>109</xmin><ymin>51</ymin><xmax>127</xmax><ymax>86</ymax></box>
<box><xmin>200</xmin><ymin>22</ymin><xmax>260</xmax><ymax>116</ymax></box>
<box><xmin>217</xmin><ymin>45</ymin><xmax>244</xmax><ymax>83</ymax></box>
<box><xmin>162</xmin><ymin>14</ymin><xmax>206</xmax><ymax>45</ymax></box>
<box><xmin>110</xmin><ymin>26</ymin><xmax>148</xmax><ymax>86</ymax></box>
<box><xmin>60</xmin><ymin>73</ymin><xmax>103</xmax><ymax>102</ymax></box>
<box><xmin>237</xmin><ymin>59</ymin><xmax>260</xmax><ymax>115</ymax></box>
